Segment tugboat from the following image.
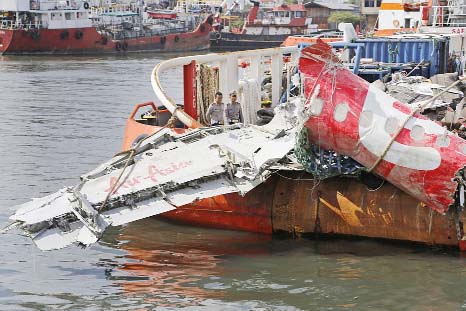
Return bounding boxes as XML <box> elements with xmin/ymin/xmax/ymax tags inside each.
<box><xmin>5</xmin><ymin>40</ymin><xmax>466</xmax><ymax>252</ymax></box>
<box><xmin>210</xmin><ymin>0</ymin><xmax>315</xmax><ymax>51</ymax></box>
<box><xmin>0</xmin><ymin>0</ymin><xmax>213</xmax><ymax>55</ymax></box>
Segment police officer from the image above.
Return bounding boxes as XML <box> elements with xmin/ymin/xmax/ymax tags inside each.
<box><xmin>226</xmin><ymin>90</ymin><xmax>242</xmax><ymax>125</ymax></box>
<box><xmin>206</xmin><ymin>91</ymin><xmax>225</xmax><ymax>126</ymax></box>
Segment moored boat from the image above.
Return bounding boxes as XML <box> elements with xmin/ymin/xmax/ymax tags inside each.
<box><xmin>5</xmin><ymin>41</ymin><xmax>466</xmax><ymax>252</ymax></box>
<box><xmin>0</xmin><ymin>0</ymin><xmax>213</xmax><ymax>55</ymax></box>
<box><xmin>210</xmin><ymin>1</ymin><xmax>315</xmax><ymax>51</ymax></box>
<box><xmin>376</xmin><ymin>0</ymin><xmax>466</xmax><ymax>35</ymax></box>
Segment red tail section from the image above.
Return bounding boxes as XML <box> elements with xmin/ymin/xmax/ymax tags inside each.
<box><xmin>299</xmin><ymin>41</ymin><xmax>466</xmax><ymax>213</ymax></box>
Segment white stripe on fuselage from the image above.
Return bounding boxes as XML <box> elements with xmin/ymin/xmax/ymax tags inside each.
<box><xmin>358</xmin><ymin>84</ymin><xmax>442</xmax><ymax>170</ymax></box>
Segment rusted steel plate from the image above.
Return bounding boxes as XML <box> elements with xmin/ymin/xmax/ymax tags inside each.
<box><xmin>272</xmin><ymin>173</ymin><xmax>459</xmax><ymax>246</ymax></box>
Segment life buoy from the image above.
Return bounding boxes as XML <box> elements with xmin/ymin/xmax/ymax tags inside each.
<box><xmin>215</xmin><ymin>32</ymin><xmax>221</xmax><ymax>40</ymax></box>
<box><xmin>160</xmin><ymin>36</ymin><xmax>166</xmax><ymax>44</ymax></box>
<box><xmin>83</xmin><ymin>2</ymin><xmax>90</xmax><ymax>9</ymax></box>
<box><xmin>60</xmin><ymin>30</ymin><xmax>69</xmax><ymax>40</ymax></box>
<box><xmin>122</xmin><ymin>41</ymin><xmax>128</xmax><ymax>50</ymax></box>
<box><xmin>115</xmin><ymin>41</ymin><xmax>122</xmax><ymax>51</ymax></box>
<box><xmin>393</xmin><ymin>19</ymin><xmax>401</xmax><ymax>28</ymax></box>
<box><xmin>101</xmin><ymin>36</ymin><xmax>108</xmax><ymax>45</ymax></box>
<box><xmin>75</xmin><ymin>30</ymin><xmax>83</xmax><ymax>39</ymax></box>
<box><xmin>174</xmin><ymin>35</ymin><xmax>180</xmax><ymax>43</ymax></box>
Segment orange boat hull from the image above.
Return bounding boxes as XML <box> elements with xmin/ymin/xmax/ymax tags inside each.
<box><xmin>121</xmin><ymin>106</ymin><xmax>464</xmax><ymax>248</ymax></box>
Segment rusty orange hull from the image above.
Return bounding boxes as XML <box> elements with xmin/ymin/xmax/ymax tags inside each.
<box><xmin>271</xmin><ymin>173</ymin><xmax>458</xmax><ymax>247</ymax></box>
<box><xmin>0</xmin><ymin>17</ymin><xmax>212</xmax><ymax>55</ymax></box>
<box><xmin>161</xmin><ymin>172</ymin><xmax>459</xmax><ymax>247</ymax></box>
<box><xmin>122</xmin><ymin>106</ymin><xmax>460</xmax><ymax>248</ymax></box>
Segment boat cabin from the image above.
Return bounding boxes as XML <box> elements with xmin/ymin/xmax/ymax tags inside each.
<box><xmin>245</xmin><ymin>3</ymin><xmax>314</xmax><ymax>35</ymax></box>
<box><xmin>0</xmin><ymin>0</ymin><xmax>92</xmax><ymax>30</ymax></box>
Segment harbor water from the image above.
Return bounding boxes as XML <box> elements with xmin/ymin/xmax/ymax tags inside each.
<box><xmin>1</xmin><ymin>53</ymin><xmax>466</xmax><ymax>310</ymax></box>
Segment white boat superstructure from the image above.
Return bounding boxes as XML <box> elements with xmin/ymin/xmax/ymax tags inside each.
<box><xmin>0</xmin><ymin>0</ymin><xmax>91</xmax><ymax>30</ymax></box>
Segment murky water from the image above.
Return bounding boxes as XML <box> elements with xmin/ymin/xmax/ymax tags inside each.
<box><xmin>1</xmin><ymin>53</ymin><xmax>466</xmax><ymax>311</ymax></box>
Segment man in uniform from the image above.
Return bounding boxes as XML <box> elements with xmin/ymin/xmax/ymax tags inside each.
<box><xmin>206</xmin><ymin>91</ymin><xmax>225</xmax><ymax>126</ymax></box>
<box><xmin>226</xmin><ymin>90</ymin><xmax>243</xmax><ymax>125</ymax></box>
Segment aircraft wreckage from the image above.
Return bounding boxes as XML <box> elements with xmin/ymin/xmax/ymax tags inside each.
<box><xmin>5</xmin><ymin>40</ymin><xmax>466</xmax><ymax>251</ymax></box>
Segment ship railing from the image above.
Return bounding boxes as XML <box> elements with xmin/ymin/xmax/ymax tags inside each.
<box><xmin>429</xmin><ymin>5</ymin><xmax>466</xmax><ymax>27</ymax></box>
<box><xmin>0</xmin><ymin>20</ymin><xmax>42</xmax><ymax>30</ymax></box>
<box><xmin>151</xmin><ymin>46</ymin><xmax>300</xmax><ymax>128</ymax></box>
<box><xmin>102</xmin><ymin>21</ymin><xmax>196</xmax><ymax>40</ymax></box>
<box><xmin>30</xmin><ymin>0</ymin><xmax>80</xmax><ymax>11</ymax></box>
<box><xmin>89</xmin><ymin>4</ymin><xmax>139</xmax><ymax>17</ymax></box>
<box><xmin>111</xmin><ymin>25</ymin><xmax>192</xmax><ymax>40</ymax></box>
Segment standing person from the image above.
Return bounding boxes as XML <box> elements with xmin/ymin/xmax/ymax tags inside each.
<box><xmin>226</xmin><ymin>90</ymin><xmax>242</xmax><ymax>125</ymax></box>
<box><xmin>206</xmin><ymin>91</ymin><xmax>225</xmax><ymax>126</ymax></box>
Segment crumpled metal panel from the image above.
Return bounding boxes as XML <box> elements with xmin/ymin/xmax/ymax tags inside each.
<box><xmin>6</xmin><ymin>115</ymin><xmax>297</xmax><ymax>250</ymax></box>
<box><xmin>299</xmin><ymin>41</ymin><xmax>466</xmax><ymax>213</ymax></box>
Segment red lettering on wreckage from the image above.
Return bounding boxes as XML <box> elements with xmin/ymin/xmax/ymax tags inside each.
<box><xmin>104</xmin><ymin>160</ymin><xmax>193</xmax><ymax>194</ymax></box>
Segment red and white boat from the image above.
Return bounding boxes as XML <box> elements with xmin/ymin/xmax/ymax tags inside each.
<box><xmin>376</xmin><ymin>0</ymin><xmax>466</xmax><ymax>35</ymax></box>
<box><xmin>0</xmin><ymin>0</ymin><xmax>213</xmax><ymax>55</ymax></box>
<box><xmin>241</xmin><ymin>2</ymin><xmax>314</xmax><ymax>35</ymax></box>
<box><xmin>211</xmin><ymin>1</ymin><xmax>316</xmax><ymax>50</ymax></box>
<box><xmin>146</xmin><ymin>10</ymin><xmax>177</xmax><ymax>20</ymax></box>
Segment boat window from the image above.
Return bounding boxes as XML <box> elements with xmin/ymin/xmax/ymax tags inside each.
<box><xmin>65</xmin><ymin>12</ymin><xmax>72</xmax><ymax>20</ymax></box>
<box><xmin>364</xmin><ymin>0</ymin><xmax>381</xmax><ymax>7</ymax></box>
<box><xmin>295</xmin><ymin>11</ymin><xmax>305</xmax><ymax>18</ymax></box>
<box><xmin>404</xmin><ymin>18</ymin><xmax>411</xmax><ymax>28</ymax></box>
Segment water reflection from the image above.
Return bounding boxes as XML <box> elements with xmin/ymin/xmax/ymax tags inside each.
<box><xmin>103</xmin><ymin>218</ymin><xmax>271</xmax><ymax>308</ymax></box>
